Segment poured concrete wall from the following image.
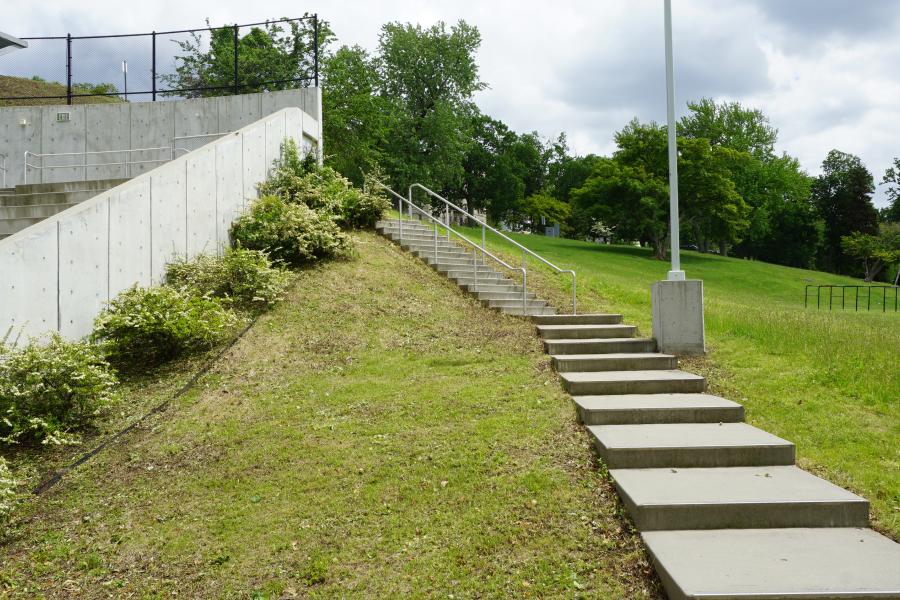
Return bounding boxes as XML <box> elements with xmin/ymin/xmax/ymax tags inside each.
<box><xmin>0</xmin><ymin>106</ymin><xmax>320</xmax><ymax>341</ymax></box>
<box><xmin>0</xmin><ymin>88</ymin><xmax>320</xmax><ymax>187</ymax></box>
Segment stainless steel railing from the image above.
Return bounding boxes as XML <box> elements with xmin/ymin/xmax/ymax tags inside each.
<box><xmin>23</xmin><ymin>146</ymin><xmax>190</xmax><ymax>184</ymax></box>
<box><xmin>408</xmin><ymin>183</ymin><xmax>577</xmax><ymax>314</ymax></box>
<box><xmin>380</xmin><ymin>183</ymin><xmax>530</xmax><ymax>314</ymax></box>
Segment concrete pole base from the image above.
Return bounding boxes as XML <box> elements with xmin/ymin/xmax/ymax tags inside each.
<box><xmin>651</xmin><ymin>279</ymin><xmax>705</xmax><ymax>355</ymax></box>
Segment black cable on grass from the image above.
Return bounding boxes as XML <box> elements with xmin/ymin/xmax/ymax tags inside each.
<box><xmin>32</xmin><ymin>317</ymin><xmax>260</xmax><ymax>496</ymax></box>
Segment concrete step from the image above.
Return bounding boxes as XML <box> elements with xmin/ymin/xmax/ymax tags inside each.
<box><xmin>0</xmin><ymin>202</ymin><xmax>77</xmax><ymax>219</ymax></box>
<box><xmin>532</xmin><ymin>314</ymin><xmax>623</xmax><ymax>325</ymax></box>
<box><xmin>485</xmin><ymin>299</ymin><xmax>548</xmax><ymax>310</ymax></box>
<box><xmin>0</xmin><ymin>189</ymin><xmax>99</xmax><ymax>207</ymax></box>
<box><xmin>560</xmin><ymin>370</ymin><xmax>705</xmax><ymax>395</ymax></box>
<box><xmin>573</xmin><ymin>393</ymin><xmax>744</xmax><ymax>425</ymax></box>
<box><xmin>13</xmin><ymin>178</ymin><xmax>129</xmax><ymax>195</ymax></box>
<box><xmin>537</xmin><ymin>324</ymin><xmax>637</xmax><ymax>340</ymax></box>
<box><xmin>643</xmin><ymin>527</ymin><xmax>900</xmax><ymax>600</ymax></box>
<box><xmin>587</xmin><ymin>423</ymin><xmax>795</xmax><ymax>469</ymax></box>
<box><xmin>499</xmin><ymin>305</ymin><xmax>557</xmax><ymax>316</ymax></box>
<box><xmin>552</xmin><ymin>352</ymin><xmax>676</xmax><ymax>373</ymax></box>
<box><xmin>444</xmin><ymin>269</ymin><xmax>506</xmax><ymax>280</ymax></box>
<box><xmin>0</xmin><ymin>217</ymin><xmax>43</xmax><ymax>235</ymax></box>
<box><xmin>458</xmin><ymin>282</ymin><xmax>526</xmax><ymax>294</ymax></box>
<box><xmin>412</xmin><ymin>249</ymin><xmax>473</xmax><ymax>260</ymax></box>
<box><xmin>610</xmin><ymin>466</ymin><xmax>869</xmax><ymax>531</ymax></box>
<box><xmin>544</xmin><ymin>337</ymin><xmax>657</xmax><ymax>355</ymax></box>
<box><xmin>476</xmin><ymin>291</ymin><xmax>539</xmax><ymax>301</ymax></box>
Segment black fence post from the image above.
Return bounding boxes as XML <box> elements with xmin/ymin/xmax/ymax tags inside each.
<box><xmin>233</xmin><ymin>24</ymin><xmax>240</xmax><ymax>95</ymax></box>
<box><xmin>313</xmin><ymin>14</ymin><xmax>320</xmax><ymax>87</ymax></box>
<box><xmin>151</xmin><ymin>31</ymin><xmax>157</xmax><ymax>101</ymax></box>
<box><xmin>66</xmin><ymin>33</ymin><xmax>72</xmax><ymax>105</ymax></box>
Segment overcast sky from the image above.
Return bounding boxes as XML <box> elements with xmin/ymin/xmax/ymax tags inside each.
<box><xmin>5</xmin><ymin>0</ymin><xmax>899</xmax><ymax>206</ymax></box>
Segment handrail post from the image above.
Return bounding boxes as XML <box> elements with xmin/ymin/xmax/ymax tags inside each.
<box><xmin>522</xmin><ymin>269</ymin><xmax>527</xmax><ymax>315</ymax></box>
<box><xmin>481</xmin><ymin>223</ymin><xmax>486</xmax><ymax>266</ymax></box>
<box><xmin>571</xmin><ymin>272</ymin><xmax>577</xmax><ymax>315</ymax></box>
<box><xmin>398</xmin><ymin>196</ymin><xmax>403</xmax><ymax>242</ymax></box>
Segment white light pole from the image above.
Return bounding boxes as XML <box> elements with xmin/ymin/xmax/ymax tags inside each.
<box><xmin>664</xmin><ymin>0</ymin><xmax>685</xmax><ymax>281</ymax></box>
<box><xmin>122</xmin><ymin>60</ymin><xmax>128</xmax><ymax>98</ymax></box>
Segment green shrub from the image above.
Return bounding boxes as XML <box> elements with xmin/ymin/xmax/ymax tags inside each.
<box><xmin>0</xmin><ymin>457</ymin><xmax>16</xmax><ymax>528</ymax></box>
<box><xmin>0</xmin><ymin>334</ymin><xmax>118</xmax><ymax>445</ymax></box>
<box><xmin>92</xmin><ymin>286</ymin><xmax>237</xmax><ymax>369</ymax></box>
<box><xmin>259</xmin><ymin>140</ymin><xmax>389</xmax><ymax>229</ymax></box>
<box><xmin>230</xmin><ymin>195</ymin><xmax>353</xmax><ymax>267</ymax></box>
<box><xmin>165</xmin><ymin>247</ymin><xmax>291</xmax><ymax>311</ymax></box>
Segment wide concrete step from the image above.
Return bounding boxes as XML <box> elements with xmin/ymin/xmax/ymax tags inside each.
<box><xmin>560</xmin><ymin>370</ymin><xmax>705</xmax><ymax>395</ymax></box>
<box><xmin>587</xmin><ymin>423</ymin><xmax>795</xmax><ymax>469</ymax></box>
<box><xmin>0</xmin><ymin>189</ymin><xmax>99</xmax><ymax>207</ymax></box>
<box><xmin>643</xmin><ymin>527</ymin><xmax>900</xmax><ymax>600</ymax></box>
<box><xmin>545</xmin><ymin>337</ymin><xmax>656</xmax><ymax>355</ymax></box>
<box><xmin>574</xmin><ymin>393</ymin><xmax>744</xmax><ymax>425</ymax></box>
<box><xmin>486</xmin><ymin>299</ymin><xmax>548</xmax><ymax>310</ymax></box>
<box><xmin>552</xmin><ymin>352</ymin><xmax>676</xmax><ymax>373</ymax></box>
<box><xmin>611</xmin><ymin>466</ymin><xmax>869</xmax><ymax>530</ymax></box>
<box><xmin>0</xmin><ymin>217</ymin><xmax>43</xmax><ymax>235</ymax></box>
<box><xmin>445</xmin><ymin>269</ymin><xmax>505</xmax><ymax>280</ymax></box>
<box><xmin>459</xmin><ymin>282</ymin><xmax>526</xmax><ymax>294</ymax></box>
<box><xmin>0</xmin><ymin>202</ymin><xmax>76</xmax><ymax>219</ymax></box>
<box><xmin>413</xmin><ymin>249</ymin><xmax>473</xmax><ymax>260</ymax></box>
<box><xmin>537</xmin><ymin>324</ymin><xmax>637</xmax><ymax>340</ymax></box>
<box><xmin>13</xmin><ymin>178</ymin><xmax>129</xmax><ymax>195</ymax></box>
<box><xmin>532</xmin><ymin>314</ymin><xmax>623</xmax><ymax>325</ymax></box>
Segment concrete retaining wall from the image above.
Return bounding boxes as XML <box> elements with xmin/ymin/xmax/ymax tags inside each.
<box><xmin>0</xmin><ymin>88</ymin><xmax>320</xmax><ymax>186</ymax></box>
<box><xmin>0</xmin><ymin>106</ymin><xmax>320</xmax><ymax>341</ymax></box>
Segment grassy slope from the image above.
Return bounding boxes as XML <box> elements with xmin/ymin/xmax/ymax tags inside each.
<box><xmin>455</xmin><ymin>225</ymin><xmax>899</xmax><ymax>538</ymax></box>
<box><xmin>0</xmin><ymin>75</ymin><xmax>121</xmax><ymax>106</ymax></box>
<box><xmin>0</xmin><ymin>232</ymin><xmax>660</xmax><ymax>599</ymax></box>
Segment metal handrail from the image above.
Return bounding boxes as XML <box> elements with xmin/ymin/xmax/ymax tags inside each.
<box><xmin>379</xmin><ymin>183</ymin><xmax>530</xmax><ymax>314</ymax></box>
<box><xmin>24</xmin><ymin>146</ymin><xmax>189</xmax><ymax>184</ymax></box>
<box><xmin>408</xmin><ymin>183</ymin><xmax>577</xmax><ymax>314</ymax></box>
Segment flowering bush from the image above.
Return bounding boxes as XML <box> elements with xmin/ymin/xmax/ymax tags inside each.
<box><xmin>0</xmin><ymin>334</ymin><xmax>118</xmax><ymax>445</ymax></box>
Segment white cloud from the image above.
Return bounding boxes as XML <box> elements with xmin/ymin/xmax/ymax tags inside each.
<box><xmin>4</xmin><ymin>0</ymin><xmax>898</xmax><ymax>205</ymax></box>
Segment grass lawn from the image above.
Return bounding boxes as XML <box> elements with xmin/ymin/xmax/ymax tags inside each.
<box><xmin>0</xmin><ymin>232</ymin><xmax>660</xmax><ymax>598</ymax></box>
<box><xmin>450</xmin><ymin>223</ymin><xmax>899</xmax><ymax>539</ymax></box>
<box><xmin>0</xmin><ymin>75</ymin><xmax>123</xmax><ymax>106</ymax></box>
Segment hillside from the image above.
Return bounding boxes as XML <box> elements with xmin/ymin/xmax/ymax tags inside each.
<box><xmin>0</xmin><ymin>75</ymin><xmax>122</xmax><ymax>106</ymax></box>
<box><xmin>0</xmin><ymin>231</ymin><xmax>660</xmax><ymax>598</ymax></box>
<box><xmin>461</xmin><ymin>225</ymin><xmax>900</xmax><ymax>538</ymax></box>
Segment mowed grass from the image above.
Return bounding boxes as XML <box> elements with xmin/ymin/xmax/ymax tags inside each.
<box><xmin>0</xmin><ymin>232</ymin><xmax>661</xmax><ymax>599</ymax></box>
<box><xmin>0</xmin><ymin>75</ymin><xmax>123</xmax><ymax>106</ymax></box>
<box><xmin>450</xmin><ymin>223</ymin><xmax>899</xmax><ymax>538</ymax></box>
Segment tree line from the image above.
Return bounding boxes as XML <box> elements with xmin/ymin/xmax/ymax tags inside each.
<box><xmin>165</xmin><ymin>16</ymin><xmax>900</xmax><ymax>282</ymax></box>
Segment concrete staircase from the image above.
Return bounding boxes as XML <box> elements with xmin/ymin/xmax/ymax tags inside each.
<box><xmin>534</xmin><ymin>313</ymin><xmax>900</xmax><ymax>599</ymax></box>
<box><xmin>380</xmin><ymin>224</ymin><xmax>900</xmax><ymax>598</ymax></box>
<box><xmin>0</xmin><ymin>178</ymin><xmax>128</xmax><ymax>240</ymax></box>
<box><xmin>376</xmin><ymin>219</ymin><xmax>557</xmax><ymax>316</ymax></box>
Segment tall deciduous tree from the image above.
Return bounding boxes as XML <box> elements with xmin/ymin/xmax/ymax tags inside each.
<box><xmin>841</xmin><ymin>223</ymin><xmax>900</xmax><ymax>282</ymax></box>
<box><xmin>881</xmin><ymin>158</ymin><xmax>900</xmax><ymax>223</ymax></box>
<box><xmin>811</xmin><ymin>150</ymin><xmax>879</xmax><ymax>274</ymax></box>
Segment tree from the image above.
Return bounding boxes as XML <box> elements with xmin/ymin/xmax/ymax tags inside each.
<box><xmin>512</xmin><ymin>193</ymin><xmax>571</xmax><ymax>232</ymax></box>
<box><xmin>810</xmin><ymin>150</ymin><xmax>879</xmax><ymax>274</ymax></box>
<box><xmin>322</xmin><ymin>46</ymin><xmax>390</xmax><ymax>185</ymax></box>
<box><xmin>679</xmin><ymin>98</ymin><xmax>777</xmax><ymax>160</ymax></box>
<box><xmin>376</xmin><ymin>20</ymin><xmax>485</xmax><ymax>192</ymax></box>
<box><xmin>881</xmin><ymin>158</ymin><xmax>900</xmax><ymax>223</ymax></box>
<box><xmin>571</xmin><ymin>158</ymin><xmax>669</xmax><ymax>259</ymax></box>
<box><xmin>162</xmin><ymin>17</ymin><xmax>333</xmax><ymax>97</ymax></box>
<box><xmin>841</xmin><ymin>223</ymin><xmax>900</xmax><ymax>282</ymax></box>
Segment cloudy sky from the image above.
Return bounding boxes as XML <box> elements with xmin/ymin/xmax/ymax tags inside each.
<box><xmin>5</xmin><ymin>0</ymin><xmax>899</xmax><ymax>206</ymax></box>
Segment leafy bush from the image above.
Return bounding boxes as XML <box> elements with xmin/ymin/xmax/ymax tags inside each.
<box><xmin>230</xmin><ymin>195</ymin><xmax>353</xmax><ymax>267</ymax></box>
<box><xmin>92</xmin><ymin>286</ymin><xmax>237</xmax><ymax>369</ymax></box>
<box><xmin>0</xmin><ymin>457</ymin><xmax>16</xmax><ymax>528</ymax></box>
<box><xmin>165</xmin><ymin>247</ymin><xmax>291</xmax><ymax>311</ymax></box>
<box><xmin>259</xmin><ymin>139</ymin><xmax>389</xmax><ymax>229</ymax></box>
<box><xmin>0</xmin><ymin>335</ymin><xmax>118</xmax><ymax>445</ymax></box>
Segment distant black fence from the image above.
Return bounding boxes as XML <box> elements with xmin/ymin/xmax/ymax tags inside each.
<box><xmin>805</xmin><ymin>285</ymin><xmax>899</xmax><ymax>312</ymax></box>
<box><xmin>1</xmin><ymin>16</ymin><xmax>319</xmax><ymax>105</ymax></box>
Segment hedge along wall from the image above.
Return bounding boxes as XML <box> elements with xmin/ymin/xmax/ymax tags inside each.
<box><xmin>0</xmin><ymin>105</ymin><xmax>320</xmax><ymax>341</ymax></box>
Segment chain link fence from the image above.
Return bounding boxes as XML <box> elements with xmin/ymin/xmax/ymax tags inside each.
<box><xmin>0</xmin><ymin>16</ymin><xmax>320</xmax><ymax>106</ymax></box>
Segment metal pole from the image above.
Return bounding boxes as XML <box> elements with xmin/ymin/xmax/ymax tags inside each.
<box><xmin>122</xmin><ymin>60</ymin><xmax>128</xmax><ymax>99</ymax></box>
<box><xmin>664</xmin><ymin>0</ymin><xmax>684</xmax><ymax>281</ymax></box>
<box><xmin>233</xmin><ymin>25</ymin><xmax>240</xmax><ymax>95</ymax></box>
<box><xmin>481</xmin><ymin>224</ymin><xmax>486</xmax><ymax>265</ymax></box>
<box><xmin>151</xmin><ymin>32</ymin><xmax>157</xmax><ymax>101</ymax></box>
<box><xmin>313</xmin><ymin>14</ymin><xmax>320</xmax><ymax>88</ymax></box>
<box><xmin>66</xmin><ymin>34</ymin><xmax>72</xmax><ymax>105</ymax></box>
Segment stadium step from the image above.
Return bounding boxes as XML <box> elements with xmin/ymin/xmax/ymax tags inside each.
<box><xmin>560</xmin><ymin>369</ymin><xmax>706</xmax><ymax>395</ymax></box>
<box><xmin>544</xmin><ymin>337</ymin><xmax>657</xmax><ymax>355</ymax></box>
<box><xmin>536</xmin><ymin>324</ymin><xmax>637</xmax><ymax>339</ymax></box>
<box><xmin>551</xmin><ymin>352</ymin><xmax>676</xmax><ymax>372</ymax></box>
<box><xmin>573</xmin><ymin>393</ymin><xmax>744</xmax><ymax>425</ymax></box>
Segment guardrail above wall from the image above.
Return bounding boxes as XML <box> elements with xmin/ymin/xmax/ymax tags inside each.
<box><xmin>0</xmin><ymin>105</ymin><xmax>321</xmax><ymax>341</ymax></box>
